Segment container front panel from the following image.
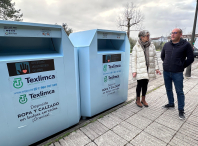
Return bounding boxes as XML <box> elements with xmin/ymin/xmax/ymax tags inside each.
<box><xmin>89</xmin><ymin>52</ymin><xmax>128</xmax><ymax>116</ymax></box>
<box><xmin>0</xmin><ymin>57</ymin><xmax>79</xmax><ymax>146</ymax></box>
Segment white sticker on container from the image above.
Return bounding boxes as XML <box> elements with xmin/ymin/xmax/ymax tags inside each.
<box><xmin>4</xmin><ymin>26</ymin><xmax>17</xmax><ymax>36</ymax></box>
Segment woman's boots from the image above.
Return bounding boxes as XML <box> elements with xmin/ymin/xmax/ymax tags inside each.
<box><xmin>136</xmin><ymin>97</ymin><xmax>143</xmax><ymax>107</ymax></box>
<box><xmin>141</xmin><ymin>96</ymin><xmax>148</xmax><ymax>107</ymax></box>
<box><xmin>136</xmin><ymin>96</ymin><xmax>148</xmax><ymax>107</ymax></box>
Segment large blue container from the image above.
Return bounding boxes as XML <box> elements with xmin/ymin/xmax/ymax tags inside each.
<box><xmin>0</xmin><ymin>20</ymin><xmax>80</xmax><ymax>146</ymax></box>
<box><xmin>70</xmin><ymin>29</ymin><xmax>130</xmax><ymax>117</ymax></box>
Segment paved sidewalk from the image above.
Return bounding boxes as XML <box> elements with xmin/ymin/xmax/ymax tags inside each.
<box><xmin>45</xmin><ymin>61</ymin><xmax>198</xmax><ymax>146</ymax></box>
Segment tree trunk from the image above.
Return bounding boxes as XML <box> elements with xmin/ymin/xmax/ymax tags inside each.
<box><xmin>127</xmin><ymin>26</ymin><xmax>130</xmax><ymax>38</ymax></box>
<box><xmin>127</xmin><ymin>19</ymin><xmax>130</xmax><ymax>38</ymax></box>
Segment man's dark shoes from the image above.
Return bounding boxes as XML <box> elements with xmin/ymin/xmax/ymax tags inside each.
<box><xmin>179</xmin><ymin>111</ymin><xmax>185</xmax><ymax>120</ymax></box>
<box><xmin>162</xmin><ymin>104</ymin><xmax>175</xmax><ymax>109</ymax></box>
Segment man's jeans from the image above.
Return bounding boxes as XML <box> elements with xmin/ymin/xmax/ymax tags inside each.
<box><xmin>163</xmin><ymin>71</ymin><xmax>185</xmax><ymax>111</ymax></box>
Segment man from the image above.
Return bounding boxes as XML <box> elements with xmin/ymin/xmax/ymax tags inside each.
<box><xmin>161</xmin><ymin>28</ymin><xmax>194</xmax><ymax>120</ymax></box>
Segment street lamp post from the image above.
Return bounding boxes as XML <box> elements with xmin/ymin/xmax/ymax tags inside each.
<box><xmin>185</xmin><ymin>0</ymin><xmax>198</xmax><ymax>77</ymax></box>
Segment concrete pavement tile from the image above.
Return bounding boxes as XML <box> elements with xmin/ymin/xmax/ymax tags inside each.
<box><xmin>80</xmin><ymin>121</ymin><xmax>108</xmax><ymax>140</ymax></box>
<box><xmin>146</xmin><ymin>91</ymin><xmax>165</xmax><ymax>103</ymax></box>
<box><xmin>125</xmin><ymin>143</ymin><xmax>134</xmax><ymax>146</ymax></box>
<box><xmin>151</xmin><ymin>86</ymin><xmax>167</xmax><ymax>94</ymax></box>
<box><xmin>184</xmin><ymin>99</ymin><xmax>197</xmax><ymax>108</ymax></box>
<box><xmin>163</xmin><ymin>105</ymin><xmax>192</xmax><ymax>119</ymax></box>
<box><xmin>148</xmin><ymin>95</ymin><xmax>169</xmax><ymax>109</ymax></box>
<box><xmin>184</xmin><ymin>99</ymin><xmax>197</xmax><ymax>105</ymax></box>
<box><xmin>186</xmin><ymin>114</ymin><xmax>198</xmax><ymax>127</ymax></box>
<box><xmin>112</xmin><ymin>121</ymin><xmax>142</xmax><ymax>141</ymax></box>
<box><xmin>144</xmin><ymin>122</ymin><xmax>176</xmax><ymax>143</ymax></box>
<box><xmin>192</xmin><ymin>107</ymin><xmax>198</xmax><ymax>117</ymax></box>
<box><xmin>183</xmin><ymin>82</ymin><xmax>196</xmax><ymax>86</ymax></box>
<box><xmin>94</xmin><ymin>130</ymin><xmax>128</xmax><ymax>146</ymax></box>
<box><xmin>185</xmin><ymin>96</ymin><xmax>198</xmax><ymax>103</ymax></box>
<box><xmin>183</xmin><ymin>88</ymin><xmax>193</xmax><ymax>93</ymax></box>
<box><xmin>144</xmin><ymin>94</ymin><xmax>161</xmax><ymax>105</ymax></box>
<box><xmin>128</xmin><ymin>87</ymin><xmax>136</xmax><ymax>95</ymax></box>
<box><xmin>193</xmin><ymin>83</ymin><xmax>198</xmax><ymax>88</ymax></box>
<box><xmin>183</xmin><ymin>86</ymin><xmax>192</xmax><ymax>94</ymax></box>
<box><xmin>185</xmin><ymin>83</ymin><xmax>197</xmax><ymax>88</ymax></box>
<box><xmin>161</xmin><ymin>105</ymin><xmax>193</xmax><ymax>119</ymax></box>
<box><xmin>137</xmin><ymin>108</ymin><xmax>164</xmax><ymax>121</ymax></box>
<box><xmin>178</xmin><ymin>122</ymin><xmax>198</xmax><ymax>141</ymax></box>
<box><xmin>61</xmin><ymin>130</ymin><xmax>91</xmax><ymax>146</ymax></box>
<box><xmin>161</xmin><ymin>109</ymin><xmax>180</xmax><ymax>117</ymax></box>
<box><xmin>97</xmin><ymin>113</ymin><xmax>122</xmax><ymax>129</ymax></box>
<box><xmin>126</xmin><ymin>114</ymin><xmax>152</xmax><ymax>130</ymax></box>
<box><xmin>169</xmin><ymin>132</ymin><xmax>198</xmax><ymax>146</ymax></box>
<box><xmin>147</xmin><ymin>84</ymin><xmax>159</xmax><ymax>92</ymax></box>
<box><xmin>127</xmin><ymin>94</ymin><xmax>136</xmax><ymax>102</ymax></box>
<box><xmin>149</xmin><ymin>101</ymin><xmax>167</xmax><ymax>113</ymax></box>
<box><xmin>184</xmin><ymin>105</ymin><xmax>197</xmax><ymax>115</ymax></box>
<box><xmin>155</xmin><ymin>111</ymin><xmax>184</xmax><ymax>131</ymax></box>
<box><xmin>148</xmin><ymin>78</ymin><xmax>164</xmax><ymax>85</ymax></box>
<box><xmin>111</xmin><ymin>105</ymin><xmax>135</xmax><ymax>120</ymax></box>
<box><xmin>54</xmin><ymin>142</ymin><xmax>61</xmax><ymax>146</ymax></box>
<box><xmin>130</xmin><ymin>131</ymin><xmax>166</xmax><ymax>146</ymax></box>
<box><xmin>185</xmin><ymin>90</ymin><xmax>198</xmax><ymax>96</ymax></box>
<box><xmin>124</xmin><ymin>102</ymin><xmax>143</xmax><ymax>113</ymax></box>
<box><xmin>59</xmin><ymin>138</ymin><xmax>73</xmax><ymax>146</ymax></box>
<box><xmin>85</xmin><ymin>142</ymin><xmax>97</xmax><ymax>146</ymax></box>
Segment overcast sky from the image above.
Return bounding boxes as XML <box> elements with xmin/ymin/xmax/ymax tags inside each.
<box><xmin>13</xmin><ymin>0</ymin><xmax>196</xmax><ymax>38</ymax></box>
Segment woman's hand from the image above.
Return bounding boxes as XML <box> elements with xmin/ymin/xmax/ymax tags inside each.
<box><xmin>132</xmin><ymin>72</ymin><xmax>137</xmax><ymax>77</ymax></box>
<box><xmin>156</xmin><ymin>69</ymin><xmax>161</xmax><ymax>75</ymax></box>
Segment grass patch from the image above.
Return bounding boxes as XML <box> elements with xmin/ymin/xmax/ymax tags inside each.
<box><xmin>44</xmin><ymin>142</ymin><xmax>52</xmax><ymax>146</ymax></box>
<box><xmin>146</xmin><ymin>84</ymin><xmax>164</xmax><ymax>95</ymax></box>
<box><xmin>90</xmin><ymin>119</ymin><xmax>97</xmax><ymax>123</ymax></box>
<box><xmin>82</xmin><ymin>122</ymin><xmax>89</xmax><ymax>127</ymax></box>
<box><xmin>44</xmin><ymin>131</ymin><xmax>72</xmax><ymax>146</ymax></box>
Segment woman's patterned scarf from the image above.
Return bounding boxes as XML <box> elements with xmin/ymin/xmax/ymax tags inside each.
<box><xmin>138</xmin><ymin>39</ymin><xmax>151</xmax><ymax>68</ymax></box>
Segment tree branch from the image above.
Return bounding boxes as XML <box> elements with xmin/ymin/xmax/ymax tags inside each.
<box><xmin>117</xmin><ymin>2</ymin><xmax>144</xmax><ymax>37</ymax></box>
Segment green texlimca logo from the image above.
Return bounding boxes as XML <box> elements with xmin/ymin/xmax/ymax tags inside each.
<box><xmin>13</xmin><ymin>78</ymin><xmax>23</xmax><ymax>89</ymax></box>
<box><xmin>103</xmin><ymin>64</ymin><xmax>107</xmax><ymax>72</ymax></box>
<box><xmin>104</xmin><ymin>76</ymin><xmax>107</xmax><ymax>83</ymax></box>
<box><xmin>19</xmin><ymin>94</ymin><xmax>28</xmax><ymax>104</ymax></box>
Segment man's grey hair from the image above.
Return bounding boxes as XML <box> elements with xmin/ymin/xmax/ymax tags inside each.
<box><xmin>138</xmin><ymin>30</ymin><xmax>150</xmax><ymax>39</ymax></box>
<box><xmin>178</xmin><ymin>28</ymin><xmax>182</xmax><ymax>34</ymax></box>
<box><xmin>173</xmin><ymin>28</ymin><xmax>182</xmax><ymax>34</ymax></box>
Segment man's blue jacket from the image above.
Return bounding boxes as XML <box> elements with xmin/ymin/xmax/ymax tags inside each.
<box><xmin>161</xmin><ymin>38</ymin><xmax>194</xmax><ymax>73</ymax></box>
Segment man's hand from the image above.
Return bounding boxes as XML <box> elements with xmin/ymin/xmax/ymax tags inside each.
<box><xmin>156</xmin><ymin>69</ymin><xmax>161</xmax><ymax>75</ymax></box>
<box><xmin>132</xmin><ymin>72</ymin><xmax>137</xmax><ymax>77</ymax></box>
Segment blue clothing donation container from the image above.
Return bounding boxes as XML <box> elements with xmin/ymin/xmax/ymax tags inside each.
<box><xmin>69</xmin><ymin>29</ymin><xmax>130</xmax><ymax>117</ymax></box>
<box><xmin>0</xmin><ymin>20</ymin><xmax>80</xmax><ymax>146</ymax></box>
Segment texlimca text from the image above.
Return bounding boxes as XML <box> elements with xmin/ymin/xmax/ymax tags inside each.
<box><xmin>25</xmin><ymin>75</ymin><xmax>55</xmax><ymax>83</ymax></box>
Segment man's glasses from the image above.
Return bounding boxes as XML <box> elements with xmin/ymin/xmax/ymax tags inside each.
<box><xmin>144</xmin><ymin>35</ymin><xmax>150</xmax><ymax>37</ymax></box>
<box><xmin>171</xmin><ymin>32</ymin><xmax>178</xmax><ymax>35</ymax></box>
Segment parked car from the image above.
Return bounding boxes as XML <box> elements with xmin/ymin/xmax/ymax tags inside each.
<box><xmin>193</xmin><ymin>46</ymin><xmax>198</xmax><ymax>57</ymax></box>
<box><xmin>193</xmin><ymin>39</ymin><xmax>198</xmax><ymax>57</ymax></box>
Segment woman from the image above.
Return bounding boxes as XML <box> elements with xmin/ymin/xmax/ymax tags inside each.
<box><xmin>131</xmin><ymin>30</ymin><xmax>161</xmax><ymax>107</ymax></box>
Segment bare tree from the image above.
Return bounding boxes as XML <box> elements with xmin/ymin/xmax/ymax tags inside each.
<box><xmin>117</xmin><ymin>2</ymin><xmax>144</xmax><ymax>38</ymax></box>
